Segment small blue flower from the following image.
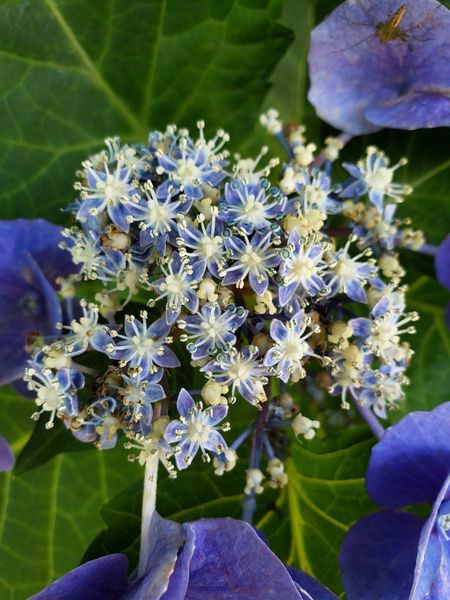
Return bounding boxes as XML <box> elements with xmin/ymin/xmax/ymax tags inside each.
<box><xmin>264</xmin><ymin>310</ymin><xmax>321</xmax><ymax>383</ymax></box>
<box><xmin>119</xmin><ymin>372</ymin><xmax>165</xmax><ymax>434</ymax></box>
<box><xmin>349</xmin><ymin>293</ymin><xmax>418</xmax><ymax>363</ymax></box>
<box><xmin>179</xmin><ymin>303</ymin><xmax>248</xmax><ymax>360</ymax></box>
<box><xmin>80</xmin><ymin>396</ymin><xmax>122</xmax><ymax>449</ymax></box>
<box><xmin>164</xmin><ymin>388</ymin><xmax>229</xmax><ymax>469</ymax></box>
<box><xmin>24</xmin><ymin>364</ymin><xmax>84</xmax><ymax>429</ymax></box>
<box><xmin>58</xmin><ymin>300</ymin><xmax>110</xmax><ymax>357</ymax></box>
<box><xmin>0</xmin><ymin>219</ymin><xmax>77</xmax><ymax>384</ymax></box>
<box><xmin>308</xmin><ymin>0</ymin><xmax>450</xmax><ymax>134</ymax></box>
<box><xmin>341</xmin><ymin>147</ymin><xmax>411</xmax><ymax>213</ymax></box>
<box><xmin>111</xmin><ymin>311</ymin><xmax>180</xmax><ymax>378</ymax></box>
<box><xmin>290</xmin><ymin>169</ymin><xmax>341</xmax><ymax>215</ymax></box>
<box><xmin>202</xmin><ymin>346</ymin><xmax>270</xmax><ymax>405</ymax></box>
<box><xmin>327</xmin><ymin>239</ymin><xmax>377</xmax><ymax>303</ymax></box>
<box><xmin>219</xmin><ymin>179</ymin><xmax>285</xmax><ymax>234</ymax></box>
<box><xmin>128</xmin><ymin>181</ymin><xmax>191</xmax><ymax>252</ymax></box>
<box><xmin>76</xmin><ymin>157</ymin><xmax>138</xmax><ymax>231</ymax></box>
<box><xmin>223</xmin><ymin>231</ymin><xmax>281</xmax><ymax>295</ymax></box>
<box><xmin>151</xmin><ymin>253</ymin><xmax>203</xmax><ymax>324</ymax></box>
<box><xmin>156</xmin><ymin>122</ymin><xmax>228</xmax><ymax>200</ymax></box>
<box><xmin>177</xmin><ymin>210</ymin><xmax>225</xmax><ymax>278</ymax></box>
<box><xmin>340</xmin><ymin>403</ymin><xmax>450</xmax><ymax>600</ymax></box>
<box><xmin>278</xmin><ymin>228</ymin><xmax>327</xmax><ymax>306</ymax></box>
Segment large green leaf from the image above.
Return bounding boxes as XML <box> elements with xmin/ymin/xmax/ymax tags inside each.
<box><xmin>257</xmin><ymin>427</ymin><xmax>375</xmax><ymax>596</ymax></box>
<box><xmin>0</xmin><ymin>0</ymin><xmax>292</xmax><ymax>221</ymax></box>
<box><xmin>0</xmin><ymin>387</ymin><xmax>142</xmax><ymax>600</ymax></box>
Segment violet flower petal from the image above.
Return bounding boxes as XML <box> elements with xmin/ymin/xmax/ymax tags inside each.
<box><xmin>366</xmin><ymin>402</ymin><xmax>450</xmax><ymax>507</ymax></box>
<box><xmin>30</xmin><ymin>554</ymin><xmax>129</xmax><ymax>600</ymax></box>
<box><xmin>435</xmin><ymin>235</ymin><xmax>450</xmax><ymax>290</ymax></box>
<box><xmin>0</xmin><ymin>435</ymin><xmax>14</xmax><ymax>471</ymax></box>
<box><xmin>182</xmin><ymin>518</ymin><xmax>301</xmax><ymax>599</ymax></box>
<box><xmin>308</xmin><ymin>0</ymin><xmax>450</xmax><ymax>134</ymax></box>
<box><xmin>410</xmin><ymin>473</ymin><xmax>450</xmax><ymax>600</ymax></box>
<box><xmin>340</xmin><ymin>511</ymin><xmax>425</xmax><ymax>600</ymax></box>
<box><xmin>124</xmin><ymin>513</ymin><xmax>185</xmax><ymax>600</ymax></box>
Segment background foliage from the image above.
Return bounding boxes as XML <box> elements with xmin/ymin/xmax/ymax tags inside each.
<box><xmin>0</xmin><ymin>0</ymin><xmax>448</xmax><ymax>598</ymax></box>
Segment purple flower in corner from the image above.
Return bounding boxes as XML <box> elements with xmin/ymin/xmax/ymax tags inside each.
<box><xmin>435</xmin><ymin>234</ymin><xmax>450</xmax><ymax>328</ymax></box>
<box><xmin>33</xmin><ymin>515</ymin><xmax>338</xmax><ymax>599</ymax></box>
<box><xmin>0</xmin><ymin>219</ymin><xmax>77</xmax><ymax>385</ymax></box>
<box><xmin>0</xmin><ymin>435</ymin><xmax>14</xmax><ymax>472</ymax></box>
<box><xmin>340</xmin><ymin>402</ymin><xmax>450</xmax><ymax>599</ymax></box>
<box><xmin>308</xmin><ymin>0</ymin><xmax>450</xmax><ymax>134</ymax></box>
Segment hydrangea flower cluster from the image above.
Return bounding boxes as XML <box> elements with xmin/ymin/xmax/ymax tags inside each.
<box><xmin>23</xmin><ymin>114</ymin><xmax>422</xmax><ymax>488</ymax></box>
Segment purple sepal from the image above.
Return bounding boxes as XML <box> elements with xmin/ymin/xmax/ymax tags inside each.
<box><xmin>287</xmin><ymin>567</ymin><xmax>338</xmax><ymax>599</ymax></box>
<box><xmin>0</xmin><ymin>435</ymin><xmax>14</xmax><ymax>471</ymax></box>
<box><xmin>366</xmin><ymin>402</ymin><xmax>450</xmax><ymax>507</ymax></box>
<box><xmin>340</xmin><ymin>511</ymin><xmax>424</xmax><ymax>600</ymax></box>
<box><xmin>181</xmin><ymin>518</ymin><xmax>301</xmax><ymax>599</ymax></box>
<box><xmin>410</xmin><ymin>474</ymin><xmax>450</xmax><ymax>600</ymax></box>
<box><xmin>31</xmin><ymin>554</ymin><xmax>129</xmax><ymax>600</ymax></box>
<box><xmin>435</xmin><ymin>235</ymin><xmax>450</xmax><ymax>290</ymax></box>
<box><xmin>124</xmin><ymin>513</ymin><xmax>185</xmax><ymax>599</ymax></box>
<box><xmin>308</xmin><ymin>0</ymin><xmax>450</xmax><ymax>134</ymax></box>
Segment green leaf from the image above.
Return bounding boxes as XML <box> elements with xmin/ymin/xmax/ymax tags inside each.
<box><xmin>0</xmin><ymin>386</ymin><xmax>142</xmax><ymax>600</ymax></box>
<box><xmin>257</xmin><ymin>427</ymin><xmax>375</xmax><ymax>596</ymax></box>
<box><xmin>14</xmin><ymin>417</ymin><xmax>94</xmax><ymax>476</ymax></box>
<box><xmin>0</xmin><ymin>0</ymin><xmax>292</xmax><ymax>222</ymax></box>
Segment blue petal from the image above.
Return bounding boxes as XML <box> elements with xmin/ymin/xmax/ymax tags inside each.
<box><xmin>0</xmin><ymin>253</ymin><xmax>62</xmax><ymax>384</ymax></box>
<box><xmin>270</xmin><ymin>318</ymin><xmax>288</xmax><ymax>344</ymax></box>
<box><xmin>346</xmin><ymin>280</ymin><xmax>367</xmax><ymax>303</ymax></box>
<box><xmin>366</xmin><ymin>402</ymin><xmax>450</xmax><ymax>507</ymax></box>
<box><xmin>153</xmin><ymin>346</ymin><xmax>180</xmax><ymax>368</ymax></box>
<box><xmin>308</xmin><ymin>0</ymin><xmax>450</xmax><ymax>134</ymax></box>
<box><xmin>410</xmin><ymin>473</ymin><xmax>450</xmax><ymax>599</ymax></box>
<box><xmin>0</xmin><ymin>435</ymin><xmax>14</xmax><ymax>472</ymax></box>
<box><xmin>177</xmin><ymin>388</ymin><xmax>195</xmax><ymax>419</ymax></box>
<box><xmin>366</xmin><ymin>91</ymin><xmax>450</xmax><ymax>130</ymax></box>
<box><xmin>340</xmin><ymin>511</ymin><xmax>424</xmax><ymax>600</ymax></box>
<box><xmin>124</xmin><ymin>513</ymin><xmax>185</xmax><ymax>600</ymax></box>
<box><xmin>183</xmin><ymin>518</ymin><xmax>301</xmax><ymax>599</ymax></box>
<box><xmin>348</xmin><ymin>317</ymin><xmax>371</xmax><ymax>337</ymax></box>
<box><xmin>31</xmin><ymin>554</ymin><xmax>129</xmax><ymax>600</ymax></box>
<box><xmin>287</xmin><ymin>567</ymin><xmax>338</xmax><ymax>600</ymax></box>
<box><xmin>435</xmin><ymin>235</ymin><xmax>450</xmax><ymax>290</ymax></box>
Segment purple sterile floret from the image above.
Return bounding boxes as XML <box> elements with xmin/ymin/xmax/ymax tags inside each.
<box><xmin>366</xmin><ymin>402</ymin><xmax>450</xmax><ymax>508</ymax></box>
<box><xmin>341</xmin><ymin>402</ymin><xmax>450</xmax><ymax>600</ymax></box>
<box><xmin>0</xmin><ymin>219</ymin><xmax>77</xmax><ymax>384</ymax></box>
<box><xmin>0</xmin><ymin>435</ymin><xmax>14</xmax><ymax>472</ymax></box>
<box><xmin>340</xmin><ymin>510</ymin><xmax>425</xmax><ymax>600</ymax></box>
<box><xmin>308</xmin><ymin>0</ymin><xmax>450</xmax><ymax>134</ymax></box>
<box><xmin>30</xmin><ymin>554</ymin><xmax>129</xmax><ymax>600</ymax></box>
<box><xmin>435</xmin><ymin>235</ymin><xmax>450</xmax><ymax>290</ymax></box>
<box><xmin>34</xmin><ymin>515</ymin><xmax>338</xmax><ymax>599</ymax></box>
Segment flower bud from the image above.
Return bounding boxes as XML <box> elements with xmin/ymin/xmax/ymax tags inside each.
<box><xmin>292</xmin><ymin>413</ymin><xmax>320</xmax><ymax>440</ymax></box>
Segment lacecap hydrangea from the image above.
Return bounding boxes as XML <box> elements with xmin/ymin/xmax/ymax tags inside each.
<box><xmin>23</xmin><ymin>113</ymin><xmax>423</xmax><ymax>497</ymax></box>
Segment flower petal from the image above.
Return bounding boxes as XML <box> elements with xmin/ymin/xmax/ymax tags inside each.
<box><xmin>367</xmin><ymin>402</ymin><xmax>450</xmax><ymax>507</ymax></box>
<box><xmin>340</xmin><ymin>511</ymin><xmax>424</xmax><ymax>600</ymax></box>
<box><xmin>31</xmin><ymin>554</ymin><xmax>129</xmax><ymax>600</ymax></box>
